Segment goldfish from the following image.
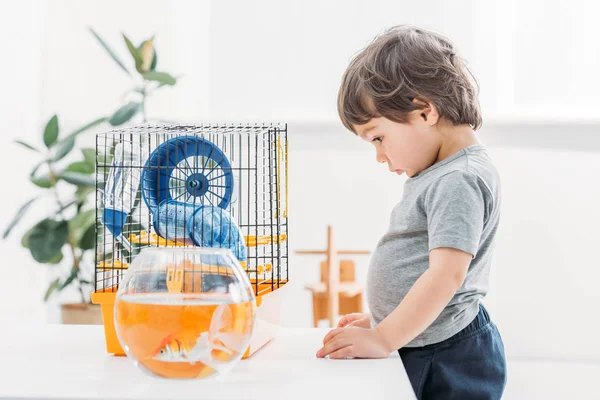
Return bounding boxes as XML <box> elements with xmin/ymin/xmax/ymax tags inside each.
<box><xmin>153</xmin><ymin>331</ymin><xmax>234</xmax><ymax>365</ymax></box>
<box><xmin>151</xmin><ymin>303</ymin><xmax>245</xmax><ymax>369</ymax></box>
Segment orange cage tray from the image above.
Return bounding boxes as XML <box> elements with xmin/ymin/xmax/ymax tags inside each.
<box><xmin>91</xmin><ymin>280</ymin><xmax>288</xmax><ymax>359</ymax></box>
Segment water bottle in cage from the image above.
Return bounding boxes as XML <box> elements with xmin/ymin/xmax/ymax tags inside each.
<box><xmin>102</xmin><ymin>141</ymin><xmax>145</xmax><ymax>249</ymax></box>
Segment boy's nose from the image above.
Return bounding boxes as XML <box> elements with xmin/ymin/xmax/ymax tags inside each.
<box><xmin>376</xmin><ymin>151</ymin><xmax>387</xmax><ymax>164</ymax></box>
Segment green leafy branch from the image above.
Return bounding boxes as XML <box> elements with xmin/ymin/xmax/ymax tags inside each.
<box><xmin>89</xmin><ymin>28</ymin><xmax>179</xmax><ymax>125</ymax></box>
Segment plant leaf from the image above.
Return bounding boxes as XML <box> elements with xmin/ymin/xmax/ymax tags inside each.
<box><xmin>98</xmin><ymin>153</ymin><xmax>113</xmax><ymax>165</ymax></box>
<box><xmin>69</xmin><ymin>209</ymin><xmax>95</xmax><ymax>229</ymax></box>
<box><xmin>2</xmin><ymin>197</ymin><xmax>38</xmax><ymax>239</ymax></box>
<box><xmin>108</xmin><ymin>102</ymin><xmax>140</xmax><ymax>126</ymax></box>
<box><xmin>59</xmin><ymin>172</ymin><xmax>95</xmax><ymax>187</ymax></box>
<box><xmin>64</xmin><ymin>117</ymin><xmax>108</xmax><ymax>141</ymax></box>
<box><xmin>65</xmin><ymin>161</ymin><xmax>94</xmax><ymax>174</ymax></box>
<box><xmin>69</xmin><ymin>209</ymin><xmax>96</xmax><ymax>245</ymax></box>
<box><xmin>151</xmin><ymin>50</ymin><xmax>158</xmax><ymax>71</ymax></box>
<box><xmin>80</xmin><ymin>223</ymin><xmax>96</xmax><ymax>250</ymax></box>
<box><xmin>48</xmin><ymin>251</ymin><xmax>64</xmax><ymax>264</ymax></box>
<box><xmin>57</xmin><ymin>199</ymin><xmax>78</xmax><ymax>213</ymax></box>
<box><xmin>43</xmin><ymin>115</ymin><xmax>59</xmax><ymax>148</ymax></box>
<box><xmin>82</xmin><ymin>148</ymin><xmax>96</xmax><ymax>165</ymax></box>
<box><xmin>21</xmin><ymin>225</ymin><xmax>34</xmax><ymax>248</ymax></box>
<box><xmin>142</xmin><ymin>71</ymin><xmax>176</xmax><ymax>86</ymax></box>
<box><xmin>89</xmin><ymin>27</ymin><xmax>131</xmax><ymax>77</ymax></box>
<box><xmin>44</xmin><ymin>278</ymin><xmax>61</xmax><ymax>302</ymax></box>
<box><xmin>31</xmin><ymin>174</ymin><xmax>52</xmax><ymax>189</ymax></box>
<box><xmin>75</xmin><ymin>186</ymin><xmax>95</xmax><ymax>205</ymax></box>
<box><xmin>138</xmin><ymin>37</ymin><xmax>155</xmax><ymax>73</ymax></box>
<box><xmin>60</xmin><ymin>269</ymin><xmax>78</xmax><ymax>290</ymax></box>
<box><xmin>53</xmin><ymin>137</ymin><xmax>76</xmax><ymax>162</ymax></box>
<box><xmin>14</xmin><ymin>140</ymin><xmax>40</xmax><ymax>153</ymax></box>
<box><xmin>28</xmin><ymin>219</ymin><xmax>69</xmax><ymax>263</ymax></box>
<box><xmin>123</xmin><ymin>34</ymin><xmax>143</xmax><ymax>73</ymax></box>
<box><xmin>30</xmin><ymin>161</ymin><xmax>45</xmax><ymax>178</ymax></box>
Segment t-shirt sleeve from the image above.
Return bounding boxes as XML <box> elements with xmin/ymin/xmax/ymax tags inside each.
<box><xmin>425</xmin><ymin>170</ymin><xmax>487</xmax><ymax>258</ymax></box>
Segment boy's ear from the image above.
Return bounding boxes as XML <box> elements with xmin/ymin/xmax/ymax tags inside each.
<box><xmin>411</xmin><ymin>98</ymin><xmax>439</xmax><ymax>126</ymax></box>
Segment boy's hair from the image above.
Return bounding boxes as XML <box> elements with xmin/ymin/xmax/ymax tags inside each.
<box><xmin>338</xmin><ymin>25</ymin><xmax>482</xmax><ymax>133</ymax></box>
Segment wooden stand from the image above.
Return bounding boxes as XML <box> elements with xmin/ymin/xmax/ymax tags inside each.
<box><xmin>296</xmin><ymin>226</ymin><xmax>370</xmax><ymax>327</ymax></box>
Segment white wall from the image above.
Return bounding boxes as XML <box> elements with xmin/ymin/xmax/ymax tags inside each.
<box><xmin>206</xmin><ymin>0</ymin><xmax>600</xmax><ymax>121</ymax></box>
<box><xmin>207</xmin><ymin>0</ymin><xmax>487</xmax><ymax>121</ymax></box>
<box><xmin>486</xmin><ymin>145</ymin><xmax>600</xmax><ymax>361</ymax></box>
<box><xmin>0</xmin><ymin>0</ymin><xmax>49</xmax><ymax>325</ymax></box>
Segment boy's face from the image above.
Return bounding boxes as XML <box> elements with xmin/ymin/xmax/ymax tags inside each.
<box><xmin>354</xmin><ymin>113</ymin><xmax>441</xmax><ymax>178</ymax></box>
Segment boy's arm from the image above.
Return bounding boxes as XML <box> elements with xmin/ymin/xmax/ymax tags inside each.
<box><xmin>317</xmin><ymin>247</ymin><xmax>473</xmax><ymax>359</ymax></box>
<box><xmin>375</xmin><ymin>247</ymin><xmax>472</xmax><ymax>350</ymax></box>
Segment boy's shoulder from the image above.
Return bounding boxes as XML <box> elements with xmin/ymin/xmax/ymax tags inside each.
<box><xmin>406</xmin><ymin>145</ymin><xmax>500</xmax><ymax>208</ymax></box>
<box><xmin>412</xmin><ymin>145</ymin><xmax>500</xmax><ymax>227</ymax></box>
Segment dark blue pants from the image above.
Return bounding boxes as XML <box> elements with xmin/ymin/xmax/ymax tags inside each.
<box><xmin>398</xmin><ymin>304</ymin><xmax>507</xmax><ymax>400</ymax></box>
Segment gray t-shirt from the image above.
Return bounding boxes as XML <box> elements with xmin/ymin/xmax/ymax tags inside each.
<box><xmin>366</xmin><ymin>144</ymin><xmax>501</xmax><ymax>347</ymax></box>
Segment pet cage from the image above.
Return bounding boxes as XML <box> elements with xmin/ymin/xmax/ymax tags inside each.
<box><xmin>90</xmin><ymin>123</ymin><xmax>289</xmax><ymax>359</ymax></box>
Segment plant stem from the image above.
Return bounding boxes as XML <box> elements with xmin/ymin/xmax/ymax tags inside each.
<box><xmin>47</xmin><ymin>163</ymin><xmax>66</xmax><ymax>216</ymax></box>
<box><xmin>77</xmin><ymin>280</ymin><xmax>86</xmax><ymax>304</ymax></box>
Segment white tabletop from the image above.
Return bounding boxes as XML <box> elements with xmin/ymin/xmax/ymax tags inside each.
<box><xmin>2</xmin><ymin>325</ymin><xmax>416</xmax><ymax>400</ymax></box>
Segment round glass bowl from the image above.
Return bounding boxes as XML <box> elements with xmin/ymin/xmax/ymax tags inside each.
<box><xmin>114</xmin><ymin>247</ymin><xmax>256</xmax><ymax>379</ymax></box>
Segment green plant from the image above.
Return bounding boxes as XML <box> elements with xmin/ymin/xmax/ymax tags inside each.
<box><xmin>90</xmin><ymin>28</ymin><xmax>178</xmax><ymax>125</ymax></box>
<box><xmin>3</xmin><ymin>29</ymin><xmax>179</xmax><ymax>303</ymax></box>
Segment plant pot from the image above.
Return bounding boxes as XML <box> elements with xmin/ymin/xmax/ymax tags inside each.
<box><xmin>61</xmin><ymin>303</ymin><xmax>103</xmax><ymax>325</ymax></box>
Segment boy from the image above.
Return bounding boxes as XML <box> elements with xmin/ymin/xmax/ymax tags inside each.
<box><xmin>316</xmin><ymin>26</ymin><xmax>507</xmax><ymax>399</ymax></box>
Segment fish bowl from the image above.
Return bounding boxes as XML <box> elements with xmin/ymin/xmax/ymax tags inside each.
<box><xmin>114</xmin><ymin>247</ymin><xmax>256</xmax><ymax>379</ymax></box>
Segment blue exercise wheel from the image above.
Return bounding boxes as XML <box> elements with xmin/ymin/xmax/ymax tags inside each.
<box><xmin>141</xmin><ymin>136</ymin><xmax>234</xmax><ymax>213</ymax></box>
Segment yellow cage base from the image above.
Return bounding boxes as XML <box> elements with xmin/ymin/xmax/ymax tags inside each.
<box><xmin>91</xmin><ymin>281</ymin><xmax>288</xmax><ymax>359</ymax></box>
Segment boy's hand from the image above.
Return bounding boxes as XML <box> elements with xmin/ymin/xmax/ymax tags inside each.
<box><xmin>337</xmin><ymin>313</ymin><xmax>371</xmax><ymax>329</ymax></box>
<box><xmin>316</xmin><ymin>326</ymin><xmax>393</xmax><ymax>359</ymax></box>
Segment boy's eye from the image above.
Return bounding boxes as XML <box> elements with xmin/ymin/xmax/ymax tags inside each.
<box><xmin>372</xmin><ymin>137</ymin><xmax>382</xmax><ymax>143</ymax></box>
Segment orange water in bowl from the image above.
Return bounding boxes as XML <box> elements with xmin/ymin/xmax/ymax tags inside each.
<box><xmin>115</xmin><ymin>293</ymin><xmax>255</xmax><ymax>379</ymax></box>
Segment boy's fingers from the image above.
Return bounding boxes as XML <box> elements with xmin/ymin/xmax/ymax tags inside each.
<box><xmin>338</xmin><ymin>314</ymin><xmax>361</xmax><ymax>328</ymax></box>
<box><xmin>340</xmin><ymin>318</ymin><xmax>352</xmax><ymax>327</ymax></box>
<box><xmin>328</xmin><ymin>345</ymin><xmax>354</xmax><ymax>359</ymax></box>
<box><xmin>322</xmin><ymin>328</ymin><xmax>345</xmax><ymax>345</ymax></box>
<box><xmin>317</xmin><ymin>337</ymin><xmax>351</xmax><ymax>358</ymax></box>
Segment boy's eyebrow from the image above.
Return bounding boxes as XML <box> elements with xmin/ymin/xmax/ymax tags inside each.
<box><xmin>359</xmin><ymin>125</ymin><xmax>377</xmax><ymax>138</ymax></box>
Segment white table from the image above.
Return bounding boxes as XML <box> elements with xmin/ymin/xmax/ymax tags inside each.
<box><xmin>2</xmin><ymin>325</ymin><xmax>416</xmax><ymax>400</ymax></box>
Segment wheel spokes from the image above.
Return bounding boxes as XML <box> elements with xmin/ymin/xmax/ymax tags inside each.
<box><xmin>208</xmin><ymin>190</ymin><xmax>224</xmax><ymax>201</ymax></box>
<box><xmin>176</xmin><ymin>166</ymin><xmax>189</xmax><ymax>178</ymax></box>
<box><xmin>209</xmin><ymin>174</ymin><xmax>227</xmax><ymax>182</ymax></box>
<box><xmin>173</xmin><ymin>191</ymin><xmax>187</xmax><ymax>201</ymax></box>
